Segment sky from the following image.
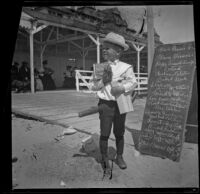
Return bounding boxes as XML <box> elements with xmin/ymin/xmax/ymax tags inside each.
<box><xmin>95</xmin><ymin>5</ymin><xmax>194</xmax><ymax>44</ymax></box>
<box><xmin>153</xmin><ymin>5</ymin><xmax>194</xmax><ymax>43</ymax></box>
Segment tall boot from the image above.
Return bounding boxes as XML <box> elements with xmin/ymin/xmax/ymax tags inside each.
<box><xmin>115</xmin><ymin>136</ymin><xmax>127</xmax><ymax>169</ymax></box>
<box><xmin>99</xmin><ymin>136</ymin><xmax>111</xmax><ymax>172</ymax></box>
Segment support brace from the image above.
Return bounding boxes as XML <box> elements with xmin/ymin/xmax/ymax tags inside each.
<box><xmin>32</xmin><ymin>24</ymin><xmax>47</xmax><ymax>34</ymax></box>
<box><xmin>69</xmin><ymin>40</ymin><xmax>82</xmax><ymax>50</ymax></box>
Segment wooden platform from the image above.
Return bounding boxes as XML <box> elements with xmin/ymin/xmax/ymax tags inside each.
<box><xmin>11</xmin><ymin>90</ymin><xmax>146</xmax><ymax>146</ymax></box>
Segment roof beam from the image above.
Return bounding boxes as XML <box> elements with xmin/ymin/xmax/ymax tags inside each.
<box><xmin>126</xmin><ymin>40</ymin><xmax>145</xmax><ymax>47</ymax></box>
<box><xmin>37</xmin><ymin>19</ymin><xmax>101</xmax><ymax>36</ymax></box>
<box><xmin>22</xmin><ymin>8</ymin><xmax>101</xmax><ymax>36</ymax></box>
<box><xmin>45</xmin><ymin>34</ymin><xmax>88</xmax><ymax>45</ymax></box>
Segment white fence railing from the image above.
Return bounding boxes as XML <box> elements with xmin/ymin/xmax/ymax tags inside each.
<box><xmin>134</xmin><ymin>73</ymin><xmax>148</xmax><ymax>94</ymax></box>
<box><xmin>75</xmin><ymin>70</ymin><xmax>94</xmax><ymax>92</ymax></box>
<box><xmin>75</xmin><ymin>70</ymin><xmax>148</xmax><ymax>94</ymax></box>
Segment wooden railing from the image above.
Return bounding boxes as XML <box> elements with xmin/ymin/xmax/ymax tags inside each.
<box><xmin>134</xmin><ymin>73</ymin><xmax>148</xmax><ymax>94</ymax></box>
<box><xmin>75</xmin><ymin>70</ymin><xmax>94</xmax><ymax>92</ymax></box>
<box><xmin>75</xmin><ymin>70</ymin><xmax>148</xmax><ymax>94</ymax></box>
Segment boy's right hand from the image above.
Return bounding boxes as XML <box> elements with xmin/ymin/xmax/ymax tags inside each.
<box><xmin>102</xmin><ymin>65</ymin><xmax>112</xmax><ymax>85</ymax></box>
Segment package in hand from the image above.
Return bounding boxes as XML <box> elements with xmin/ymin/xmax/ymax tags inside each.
<box><xmin>93</xmin><ymin>62</ymin><xmax>112</xmax><ymax>80</ymax></box>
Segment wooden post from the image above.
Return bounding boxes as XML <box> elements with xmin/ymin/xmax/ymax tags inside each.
<box><xmin>132</xmin><ymin>43</ymin><xmax>145</xmax><ymax>76</ymax></box>
<box><xmin>82</xmin><ymin>51</ymin><xmax>85</xmax><ymax>70</ymax></box>
<box><xmin>28</xmin><ymin>22</ymin><xmax>47</xmax><ymax>93</ymax></box>
<box><xmin>132</xmin><ymin>43</ymin><xmax>145</xmax><ymax>94</ymax></box>
<box><xmin>147</xmin><ymin>6</ymin><xmax>155</xmax><ymax>75</ymax></box>
<box><xmin>97</xmin><ymin>35</ymin><xmax>100</xmax><ymax>64</ymax></box>
<box><xmin>75</xmin><ymin>70</ymin><xmax>79</xmax><ymax>92</ymax></box>
<box><xmin>40</xmin><ymin>45</ymin><xmax>46</xmax><ymax>69</ymax></box>
<box><xmin>67</xmin><ymin>42</ymin><xmax>70</xmax><ymax>54</ymax></box>
<box><xmin>40</xmin><ymin>31</ymin><xmax>43</xmax><ymax>69</ymax></box>
<box><xmin>88</xmin><ymin>34</ymin><xmax>100</xmax><ymax>64</ymax></box>
<box><xmin>82</xmin><ymin>39</ymin><xmax>85</xmax><ymax>69</ymax></box>
<box><xmin>56</xmin><ymin>27</ymin><xmax>59</xmax><ymax>55</ymax></box>
<box><xmin>137</xmin><ymin>50</ymin><xmax>141</xmax><ymax>94</ymax></box>
<box><xmin>40</xmin><ymin>47</ymin><xmax>43</xmax><ymax>69</ymax></box>
<box><xmin>29</xmin><ymin>30</ymin><xmax>35</xmax><ymax>93</ymax></box>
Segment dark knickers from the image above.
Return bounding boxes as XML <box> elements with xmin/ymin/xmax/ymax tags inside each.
<box><xmin>98</xmin><ymin>99</ymin><xmax>126</xmax><ymax>138</ymax></box>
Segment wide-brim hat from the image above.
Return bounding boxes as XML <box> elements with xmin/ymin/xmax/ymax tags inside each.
<box><xmin>100</xmin><ymin>32</ymin><xmax>129</xmax><ymax>51</ymax></box>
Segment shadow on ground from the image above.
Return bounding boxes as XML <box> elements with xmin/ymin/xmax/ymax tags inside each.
<box><xmin>72</xmin><ymin>145</ymin><xmax>118</xmax><ymax>181</ymax></box>
<box><xmin>125</xmin><ymin>126</ymin><xmax>141</xmax><ymax>150</ymax></box>
<box><xmin>72</xmin><ymin>133</ymin><xmax>119</xmax><ymax>179</ymax></box>
<box><xmin>73</xmin><ymin>146</ymin><xmax>117</xmax><ymax>164</ymax></box>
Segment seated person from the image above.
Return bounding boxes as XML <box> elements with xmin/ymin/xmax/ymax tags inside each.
<box><xmin>16</xmin><ymin>61</ymin><xmax>31</xmax><ymax>92</ymax></box>
<box><xmin>11</xmin><ymin>62</ymin><xmax>21</xmax><ymax>92</ymax></box>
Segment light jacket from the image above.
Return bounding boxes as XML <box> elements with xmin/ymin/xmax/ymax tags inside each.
<box><xmin>90</xmin><ymin>60</ymin><xmax>138</xmax><ymax>101</ymax></box>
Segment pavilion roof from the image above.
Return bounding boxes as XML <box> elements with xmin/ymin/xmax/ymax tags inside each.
<box><xmin>19</xmin><ymin>6</ymin><xmax>162</xmax><ymax>46</ymax></box>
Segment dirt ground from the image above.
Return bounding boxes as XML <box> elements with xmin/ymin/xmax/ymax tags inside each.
<box><xmin>12</xmin><ymin>113</ymin><xmax>199</xmax><ymax>189</ymax></box>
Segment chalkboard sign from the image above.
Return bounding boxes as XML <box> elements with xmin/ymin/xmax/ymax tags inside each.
<box><xmin>138</xmin><ymin>42</ymin><xmax>196</xmax><ymax>162</ymax></box>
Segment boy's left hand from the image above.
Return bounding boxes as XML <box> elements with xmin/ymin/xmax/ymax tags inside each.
<box><xmin>111</xmin><ymin>83</ymin><xmax>125</xmax><ymax>96</ymax></box>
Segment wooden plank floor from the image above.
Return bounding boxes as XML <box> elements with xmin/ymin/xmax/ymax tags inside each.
<box><xmin>11</xmin><ymin>90</ymin><xmax>146</xmax><ymax>146</ymax></box>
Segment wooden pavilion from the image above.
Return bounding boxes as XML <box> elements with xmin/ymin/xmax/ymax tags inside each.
<box><xmin>15</xmin><ymin>6</ymin><xmax>162</xmax><ymax>93</ymax></box>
